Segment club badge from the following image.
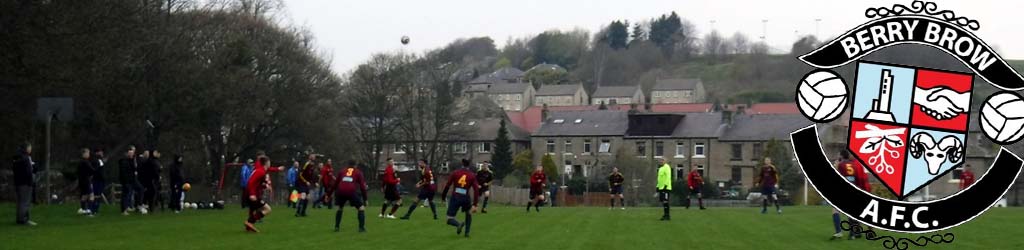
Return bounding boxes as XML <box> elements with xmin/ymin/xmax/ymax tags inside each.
<box><xmin>791</xmin><ymin>1</ymin><xmax>1024</xmax><ymax>249</ymax></box>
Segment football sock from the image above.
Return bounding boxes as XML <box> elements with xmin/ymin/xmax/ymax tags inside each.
<box><xmin>774</xmin><ymin>200</ymin><xmax>781</xmax><ymax>210</ymax></box>
<box><xmin>832</xmin><ymin>213</ymin><xmax>842</xmax><ymax>234</ymax></box>
<box><xmin>389</xmin><ymin>204</ymin><xmax>400</xmax><ymax>215</ymax></box>
<box><xmin>357</xmin><ymin>210</ymin><xmax>366</xmax><ymax>229</ymax></box>
<box><xmin>428</xmin><ymin>201</ymin><xmax>437</xmax><ymax>218</ymax></box>
<box><xmin>381</xmin><ymin>204</ymin><xmax>389</xmax><ymax>215</ymax></box>
<box><xmin>610</xmin><ymin>199</ymin><xmax>615</xmax><ymax>208</ymax></box>
<box><xmin>335</xmin><ymin>209</ymin><xmax>343</xmax><ymax>228</ymax></box>
<box><xmin>447</xmin><ymin>218</ymin><xmax>460</xmax><ymax>227</ymax></box>
<box><xmin>464</xmin><ymin>213</ymin><xmax>473</xmax><ymax>236</ymax></box>
<box><xmin>526</xmin><ymin>202</ymin><xmax>533</xmax><ymax>212</ymax></box>
<box><xmin>482</xmin><ymin>197</ymin><xmax>489</xmax><ymax>209</ymax></box>
<box><xmin>698</xmin><ymin>198</ymin><xmax>704</xmax><ymax>208</ymax></box>
<box><xmin>404</xmin><ymin>202</ymin><xmax>418</xmax><ymax>217</ymax></box>
<box><xmin>762</xmin><ymin>199</ymin><xmax>768</xmax><ymax>210</ymax></box>
<box><xmin>685</xmin><ymin>198</ymin><xmax>691</xmax><ymax>209</ymax></box>
<box><xmin>81</xmin><ymin>200</ymin><xmax>87</xmax><ymax>211</ymax></box>
<box><xmin>619</xmin><ymin>198</ymin><xmax>624</xmax><ymax>207</ymax></box>
<box><xmin>662</xmin><ymin>202</ymin><xmax>670</xmax><ymax>216</ymax></box>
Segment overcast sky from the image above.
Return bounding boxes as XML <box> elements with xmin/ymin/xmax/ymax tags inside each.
<box><xmin>280</xmin><ymin>0</ymin><xmax>1024</xmax><ymax>73</ymax></box>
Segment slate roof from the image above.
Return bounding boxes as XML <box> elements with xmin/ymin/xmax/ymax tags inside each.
<box><xmin>652</xmin><ymin>78</ymin><xmax>702</xmax><ymax>91</ymax></box>
<box><xmin>470</xmin><ymin>67</ymin><xmax>524</xmax><ymax>84</ymax></box>
<box><xmin>592</xmin><ymin>86</ymin><xmax>639</xmax><ymax>98</ymax></box>
<box><xmin>536</xmin><ymin>84</ymin><xmax>582</xmax><ymax>96</ymax></box>
<box><xmin>533</xmin><ymin>110</ymin><xmax>629</xmax><ymax>136</ymax></box>
<box><xmin>719</xmin><ymin>114</ymin><xmax>812</xmax><ymax>141</ymax></box>
<box><xmin>486</xmin><ymin>83</ymin><xmax>532</xmax><ymax>94</ymax></box>
<box><xmin>451</xmin><ymin>118</ymin><xmax>530</xmax><ymax>141</ymax></box>
<box><xmin>671</xmin><ymin>112</ymin><xmax>727</xmax><ymax>138</ymax></box>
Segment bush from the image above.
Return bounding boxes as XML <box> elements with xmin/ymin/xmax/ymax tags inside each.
<box><xmin>567</xmin><ymin>175</ymin><xmax>587</xmax><ymax>195</ymax></box>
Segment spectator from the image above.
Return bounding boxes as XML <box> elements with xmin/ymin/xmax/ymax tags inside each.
<box><xmin>168</xmin><ymin>154</ymin><xmax>185</xmax><ymax>213</ymax></box>
<box><xmin>77</xmin><ymin>148</ymin><xmax>95</xmax><ymax>216</ymax></box>
<box><xmin>549</xmin><ymin>181</ymin><xmax>558</xmax><ymax>207</ymax></box>
<box><xmin>286</xmin><ymin>160</ymin><xmax>299</xmax><ymax>208</ymax></box>
<box><xmin>240</xmin><ymin>158</ymin><xmax>254</xmax><ymax>208</ymax></box>
<box><xmin>119</xmin><ymin>145</ymin><xmax>142</xmax><ymax>215</ymax></box>
<box><xmin>12</xmin><ymin>141</ymin><xmax>38</xmax><ymax>226</ymax></box>
<box><xmin>90</xmin><ymin>148</ymin><xmax>106</xmax><ymax>214</ymax></box>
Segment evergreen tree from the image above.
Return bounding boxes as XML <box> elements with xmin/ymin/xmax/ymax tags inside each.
<box><xmin>492</xmin><ymin>119</ymin><xmax>514</xmax><ymax>179</ymax></box>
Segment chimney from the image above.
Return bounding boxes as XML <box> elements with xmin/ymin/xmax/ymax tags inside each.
<box><xmin>541</xmin><ymin>104</ymin><xmax>550</xmax><ymax>121</ymax></box>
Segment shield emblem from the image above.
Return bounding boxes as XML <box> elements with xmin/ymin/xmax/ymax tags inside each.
<box><xmin>848</xmin><ymin>61</ymin><xmax>973</xmax><ymax>200</ymax></box>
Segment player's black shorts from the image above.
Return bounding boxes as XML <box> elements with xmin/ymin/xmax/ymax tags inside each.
<box><xmin>79</xmin><ymin>181</ymin><xmax>93</xmax><ymax>196</ymax></box>
<box><xmin>296</xmin><ymin>184</ymin><xmax>310</xmax><ymax>194</ymax></box>
<box><xmin>334</xmin><ymin>193</ymin><xmax>364</xmax><ymax>208</ymax></box>
<box><xmin>658</xmin><ymin>190</ymin><xmax>670</xmax><ymax>202</ymax></box>
<box><xmin>384</xmin><ymin>185</ymin><xmax>400</xmax><ymax>201</ymax></box>
<box><xmin>479</xmin><ymin>185</ymin><xmax>490</xmax><ymax>193</ymax></box>
<box><xmin>446</xmin><ymin>195</ymin><xmax>471</xmax><ymax>217</ymax></box>
<box><xmin>610</xmin><ymin>186</ymin><xmax>623</xmax><ymax>195</ymax></box>
<box><xmin>248</xmin><ymin>198</ymin><xmax>266</xmax><ymax>208</ymax></box>
<box><xmin>529</xmin><ymin>189</ymin><xmax>544</xmax><ymax>200</ymax></box>
<box><xmin>690</xmin><ymin>187</ymin><xmax>702</xmax><ymax>196</ymax></box>
<box><xmin>417</xmin><ymin>189</ymin><xmax>435</xmax><ymax>201</ymax></box>
<box><xmin>761</xmin><ymin>186</ymin><xmax>777</xmax><ymax>196</ymax></box>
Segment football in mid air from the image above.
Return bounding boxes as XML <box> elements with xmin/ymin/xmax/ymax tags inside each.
<box><xmin>401</xmin><ymin>35</ymin><xmax>410</xmax><ymax>45</ymax></box>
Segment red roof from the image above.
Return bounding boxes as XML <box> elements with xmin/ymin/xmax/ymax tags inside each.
<box><xmin>747</xmin><ymin>103</ymin><xmax>800</xmax><ymax>114</ymax></box>
<box><xmin>649</xmin><ymin>103</ymin><xmax>713</xmax><ymax>113</ymax></box>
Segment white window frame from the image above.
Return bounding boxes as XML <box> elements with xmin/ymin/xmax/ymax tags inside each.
<box><xmin>694</xmin><ymin>143</ymin><xmax>706</xmax><ymax>158</ymax></box>
<box><xmin>599</xmin><ymin>140</ymin><xmax>611</xmax><ymax>153</ymax></box>
<box><xmin>675</xmin><ymin>142</ymin><xmax>686</xmax><ymax>158</ymax></box>
<box><xmin>394</xmin><ymin>144</ymin><xmax>406</xmax><ymax>154</ymax></box>
<box><xmin>636</xmin><ymin>141</ymin><xmax>647</xmax><ymax>157</ymax></box>
<box><xmin>583</xmin><ymin>139</ymin><xmax>592</xmax><ymax>154</ymax></box>
<box><xmin>654</xmin><ymin>141</ymin><xmax>664</xmax><ymax>158</ymax></box>
<box><xmin>949</xmin><ymin>166</ymin><xmax>965</xmax><ymax>183</ymax></box>
<box><xmin>454</xmin><ymin>142</ymin><xmax>468</xmax><ymax>154</ymax></box>
<box><xmin>546</xmin><ymin>140</ymin><xmax>556</xmax><ymax>154</ymax></box>
<box><xmin>563</xmin><ymin>140</ymin><xmax>573</xmax><ymax>155</ymax></box>
<box><xmin>478</xmin><ymin>142</ymin><xmax>492</xmax><ymax>153</ymax></box>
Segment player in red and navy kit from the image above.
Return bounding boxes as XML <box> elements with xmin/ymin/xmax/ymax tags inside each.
<box><xmin>756</xmin><ymin>157</ymin><xmax>781</xmax><ymax>214</ymax></box>
<box><xmin>527</xmin><ymin>165</ymin><xmax>547</xmax><ymax>213</ymax></box>
<box><xmin>333</xmin><ymin>160</ymin><xmax>368</xmax><ymax>233</ymax></box>
<box><xmin>400</xmin><ymin>159</ymin><xmax>437</xmax><ymax>220</ymax></box>
<box><xmin>476</xmin><ymin>162</ymin><xmax>494</xmax><ymax>213</ymax></box>
<box><xmin>316</xmin><ymin>159</ymin><xmax>335</xmax><ymax>209</ymax></box>
<box><xmin>295</xmin><ymin>154</ymin><xmax>317</xmax><ymax>217</ymax></box>
<box><xmin>608</xmin><ymin>167</ymin><xmax>625</xmax><ymax>210</ymax></box>
<box><xmin>441</xmin><ymin>159</ymin><xmax>480</xmax><ymax>238</ymax></box>
<box><xmin>960</xmin><ymin>164</ymin><xmax>975</xmax><ymax>190</ymax></box>
<box><xmin>832</xmin><ymin>150</ymin><xmax>872</xmax><ymax>240</ymax></box>
<box><xmin>380</xmin><ymin>158</ymin><xmax>402</xmax><ymax>219</ymax></box>
<box><xmin>686</xmin><ymin>167</ymin><xmax>706</xmax><ymax>210</ymax></box>
<box><xmin>244</xmin><ymin>155</ymin><xmax>284</xmax><ymax>233</ymax></box>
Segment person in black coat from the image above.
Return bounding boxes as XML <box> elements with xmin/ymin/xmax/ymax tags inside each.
<box><xmin>90</xmin><ymin>148</ymin><xmax>106</xmax><ymax>214</ymax></box>
<box><xmin>143</xmin><ymin>150</ymin><xmax>163</xmax><ymax>211</ymax></box>
<box><xmin>12</xmin><ymin>142</ymin><xmax>38</xmax><ymax>226</ymax></box>
<box><xmin>77</xmin><ymin>148</ymin><xmax>95</xmax><ymax>216</ymax></box>
<box><xmin>168</xmin><ymin>154</ymin><xmax>185</xmax><ymax>213</ymax></box>
<box><xmin>119</xmin><ymin>145</ymin><xmax>142</xmax><ymax>215</ymax></box>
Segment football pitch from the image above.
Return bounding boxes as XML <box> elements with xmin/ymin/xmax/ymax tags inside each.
<box><xmin>1</xmin><ymin>203</ymin><xmax>1022</xmax><ymax>250</ymax></box>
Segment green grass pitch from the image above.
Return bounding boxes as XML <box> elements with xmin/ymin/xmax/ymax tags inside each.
<box><xmin>1</xmin><ymin>203</ymin><xmax>1022</xmax><ymax>249</ymax></box>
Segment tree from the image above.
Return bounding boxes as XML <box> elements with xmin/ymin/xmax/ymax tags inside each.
<box><xmin>540</xmin><ymin>154</ymin><xmax>558</xmax><ymax>180</ymax></box>
<box><xmin>730</xmin><ymin>32</ymin><xmax>750</xmax><ymax>54</ymax></box>
<box><xmin>512</xmin><ymin>150</ymin><xmax>534</xmax><ymax>174</ymax></box>
<box><xmin>631</xmin><ymin>22</ymin><xmax>648</xmax><ymax>44</ymax></box>
<box><xmin>702</xmin><ymin>30</ymin><xmax>726</xmax><ymax>60</ymax></box>
<box><xmin>492</xmin><ymin>119</ymin><xmax>513</xmax><ymax>179</ymax></box>
<box><xmin>344</xmin><ymin>53</ymin><xmax>415</xmax><ymax>174</ymax></box>
<box><xmin>790</xmin><ymin>35</ymin><xmax>820</xmax><ymax>56</ymax></box>
<box><xmin>602</xmin><ymin>20</ymin><xmax>630</xmax><ymax>50</ymax></box>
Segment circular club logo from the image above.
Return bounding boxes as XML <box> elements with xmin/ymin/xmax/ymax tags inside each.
<box><xmin>791</xmin><ymin>1</ymin><xmax>1024</xmax><ymax>249</ymax></box>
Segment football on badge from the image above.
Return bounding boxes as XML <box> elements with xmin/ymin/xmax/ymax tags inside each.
<box><xmin>980</xmin><ymin>91</ymin><xmax>1024</xmax><ymax>144</ymax></box>
<box><xmin>797</xmin><ymin>70</ymin><xmax>849</xmax><ymax>122</ymax></box>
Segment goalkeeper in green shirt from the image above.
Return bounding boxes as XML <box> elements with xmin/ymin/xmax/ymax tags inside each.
<box><xmin>656</xmin><ymin>158</ymin><xmax>672</xmax><ymax>221</ymax></box>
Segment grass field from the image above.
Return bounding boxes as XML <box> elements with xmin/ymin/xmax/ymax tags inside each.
<box><xmin>2</xmin><ymin>202</ymin><xmax>1023</xmax><ymax>250</ymax></box>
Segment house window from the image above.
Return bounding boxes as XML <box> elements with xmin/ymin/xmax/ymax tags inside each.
<box><xmin>695</xmin><ymin>165</ymin><xmax>705</xmax><ymax>177</ymax></box>
<box><xmin>694</xmin><ymin>143</ymin><xmax>706</xmax><ymax>158</ymax></box>
<box><xmin>637</xmin><ymin>141</ymin><xmax>647</xmax><ymax>156</ymax></box>
<box><xmin>478</xmin><ymin>143</ymin><xmax>492</xmax><ymax>153</ymax></box>
<box><xmin>675</xmin><ymin>142</ymin><xmax>686</xmax><ymax>158</ymax></box>
<box><xmin>752</xmin><ymin>143</ymin><xmax>763</xmax><ymax>160</ymax></box>
<box><xmin>584</xmin><ymin>139</ymin><xmax>592</xmax><ymax>154</ymax></box>
<box><xmin>546</xmin><ymin>140</ymin><xmax>555</xmax><ymax>153</ymax></box>
<box><xmin>515</xmin><ymin>95</ymin><xmax>521</xmax><ymax>100</ymax></box>
<box><xmin>454</xmin><ymin>142</ymin><xmax>467</xmax><ymax>154</ymax></box>
<box><xmin>951</xmin><ymin>166</ymin><xmax>964</xmax><ymax>181</ymax></box>
<box><xmin>731</xmin><ymin>144</ymin><xmax>743</xmax><ymax>160</ymax></box>
<box><xmin>676</xmin><ymin>164</ymin><xmax>686</xmax><ymax>179</ymax></box>
<box><xmin>653</xmin><ymin>92</ymin><xmax>661</xmax><ymax>98</ymax></box>
<box><xmin>655</xmin><ymin>141</ymin><xmax>664</xmax><ymax>157</ymax></box>
<box><xmin>563</xmin><ymin>140</ymin><xmax>573</xmax><ymax>154</ymax></box>
<box><xmin>731</xmin><ymin>167</ymin><xmax>742</xmax><ymax>182</ymax></box>
<box><xmin>394</xmin><ymin>144</ymin><xmax>406</xmax><ymax>154</ymax></box>
<box><xmin>599</xmin><ymin>139</ymin><xmax>611</xmax><ymax>153</ymax></box>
